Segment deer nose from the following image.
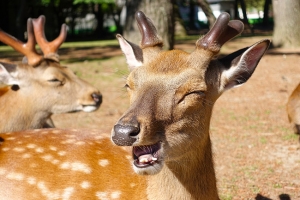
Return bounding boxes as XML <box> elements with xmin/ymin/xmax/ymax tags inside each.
<box><xmin>112</xmin><ymin>124</ymin><xmax>140</xmax><ymax>146</ymax></box>
<box><xmin>92</xmin><ymin>93</ymin><xmax>102</xmax><ymax>105</ymax></box>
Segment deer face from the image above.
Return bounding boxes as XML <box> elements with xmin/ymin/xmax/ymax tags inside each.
<box><xmin>112</xmin><ymin>11</ymin><xmax>270</xmax><ymax>175</ymax></box>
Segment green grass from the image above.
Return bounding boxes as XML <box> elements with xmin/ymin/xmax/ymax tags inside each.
<box><xmin>0</xmin><ymin>39</ymin><xmax>119</xmax><ymax>52</ymax></box>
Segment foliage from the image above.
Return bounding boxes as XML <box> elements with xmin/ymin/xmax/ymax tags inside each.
<box><xmin>73</xmin><ymin>0</ymin><xmax>115</xmax><ymax>4</ymax></box>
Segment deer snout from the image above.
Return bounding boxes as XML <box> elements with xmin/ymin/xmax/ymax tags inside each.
<box><xmin>92</xmin><ymin>92</ymin><xmax>102</xmax><ymax>106</ymax></box>
<box><xmin>112</xmin><ymin>123</ymin><xmax>140</xmax><ymax>146</ymax></box>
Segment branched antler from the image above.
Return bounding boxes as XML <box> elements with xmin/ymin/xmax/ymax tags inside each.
<box><xmin>0</xmin><ymin>18</ymin><xmax>43</xmax><ymax>66</ymax></box>
<box><xmin>0</xmin><ymin>15</ymin><xmax>67</xmax><ymax>66</ymax></box>
<box><xmin>32</xmin><ymin>15</ymin><xmax>67</xmax><ymax>62</ymax></box>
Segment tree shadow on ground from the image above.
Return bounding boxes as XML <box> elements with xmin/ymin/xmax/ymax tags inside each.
<box><xmin>255</xmin><ymin>193</ymin><xmax>291</xmax><ymax>200</ymax></box>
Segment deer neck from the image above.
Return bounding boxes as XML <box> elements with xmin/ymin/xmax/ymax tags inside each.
<box><xmin>146</xmin><ymin>134</ymin><xmax>219</xmax><ymax>200</ymax></box>
<box><xmin>0</xmin><ymin>89</ymin><xmax>51</xmax><ymax>132</ymax></box>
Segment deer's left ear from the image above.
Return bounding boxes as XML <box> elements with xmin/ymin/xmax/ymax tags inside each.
<box><xmin>116</xmin><ymin>34</ymin><xmax>143</xmax><ymax>71</ymax></box>
<box><xmin>219</xmin><ymin>39</ymin><xmax>270</xmax><ymax>91</ymax></box>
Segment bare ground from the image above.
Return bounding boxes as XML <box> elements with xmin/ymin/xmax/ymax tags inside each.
<box><xmin>2</xmin><ymin>36</ymin><xmax>300</xmax><ymax>199</ymax></box>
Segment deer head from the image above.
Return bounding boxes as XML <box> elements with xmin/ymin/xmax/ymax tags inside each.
<box><xmin>111</xmin><ymin>11</ymin><xmax>270</xmax><ymax>198</ymax></box>
<box><xmin>0</xmin><ymin>16</ymin><xmax>102</xmax><ymax>133</ymax></box>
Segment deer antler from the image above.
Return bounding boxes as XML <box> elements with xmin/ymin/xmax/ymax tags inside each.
<box><xmin>196</xmin><ymin>12</ymin><xmax>244</xmax><ymax>53</ymax></box>
<box><xmin>0</xmin><ymin>18</ymin><xmax>43</xmax><ymax>66</ymax></box>
<box><xmin>135</xmin><ymin>11</ymin><xmax>163</xmax><ymax>49</ymax></box>
<box><xmin>32</xmin><ymin>15</ymin><xmax>67</xmax><ymax>62</ymax></box>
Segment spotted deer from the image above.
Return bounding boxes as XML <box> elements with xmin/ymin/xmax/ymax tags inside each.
<box><xmin>287</xmin><ymin>83</ymin><xmax>300</xmax><ymax>141</ymax></box>
<box><xmin>0</xmin><ymin>15</ymin><xmax>102</xmax><ymax>133</ymax></box>
<box><xmin>0</xmin><ymin>12</ymin><xmax>270</xmax><ymax>199</ymax></box>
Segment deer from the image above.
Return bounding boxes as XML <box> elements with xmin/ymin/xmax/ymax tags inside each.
<box><xmin>286</xmin><ymin>83</ymin><xmax>300</xmax><ymax>141</ymax></box>
<box><xmin>0</xmin><ymin>15</ymin><xmax>102</xmax><ymax>133</ymax></box>
<box><xmin>0</xmin><ymin>11</ymin><xmax>270</xmax><ymax>199</ymax></box>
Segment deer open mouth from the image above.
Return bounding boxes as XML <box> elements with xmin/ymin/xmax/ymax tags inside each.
<box><xmin>133</xmin><ymin>143</ymin><xmax>161</xmax><ymax>168</ymax></box>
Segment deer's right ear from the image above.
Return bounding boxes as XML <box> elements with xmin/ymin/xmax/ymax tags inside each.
<box><xmin>116</xmin><ymin>34</ymin><xmax>143</xmax><ymax>71</ymax></box>
<box><xmin>0</xmin><ymin>63</ymin><xmax>19</xmax><ymax>86</ymax></box>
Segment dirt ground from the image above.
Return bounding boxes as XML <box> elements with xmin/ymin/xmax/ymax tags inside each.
<box><xmin>2</xmin><ymin>35</ymin><xmax>300</xmax><ymax>199</ymax></box>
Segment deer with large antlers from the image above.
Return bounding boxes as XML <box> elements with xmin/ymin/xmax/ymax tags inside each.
<box><xmin>0</xmin><ymin>16</ymin><xmax>102</xmax><ymax>133</ymax></box>
<box><xmin>0</xmin><ymin>12</ymin><xmax>269</xmax><ymax>199</ymax></box>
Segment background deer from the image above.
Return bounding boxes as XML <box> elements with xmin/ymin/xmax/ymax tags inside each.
<box><xmin>287</xmin><ymin>83</ymin><xmax>300</xmax><ymax>141</ymax></box>
<box><xmin>0</xmin><ymin>11</ymin><xmax>269</xmax><ymax>199</ymax></box>
<box><xmin>0</xmin><ymin>16</ymin><xmax>102</xmax><ymax>133</ymax></box>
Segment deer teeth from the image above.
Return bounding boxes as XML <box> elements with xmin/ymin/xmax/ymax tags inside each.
<box><xmin>139</xmin><ymin>157</ymin><xmax>149</xmax><ymax>163</ymax></box>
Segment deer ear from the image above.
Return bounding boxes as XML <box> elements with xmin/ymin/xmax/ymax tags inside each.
<box><xmin>0</xmin><ymin>63</ymin><xmax>19</xmax><ymax>86</ymax></box>
<box><xmin>219</xmin><ymin>39</ymin><xmax>270</xmax><ymax>91</ymax></box>
<box><xmin>116</xmin><ymin>34</ymin><xmax>143</xmax><ymax>71</ymax></box>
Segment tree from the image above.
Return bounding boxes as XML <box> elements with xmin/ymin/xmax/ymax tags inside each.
<box><xmin>272</xmin><ymin>0</ymin><xmax>300</xmax><ymax>48</ymax></box>
<box><xmin>123</xmin><ymin>0</ymin><xmax>175</xmax><ymax>50</ymax></box>
<box><xmin>195</xmin><ymin>0</ymin><xmax>215</xmax><ymax>28</ymax></box>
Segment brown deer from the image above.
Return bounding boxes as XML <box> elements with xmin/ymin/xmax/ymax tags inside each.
<box><xmin>0</xmin><ymin>16</ymin><xmax>102</xmax><ymax>133</ymax></box>
<box><xmin>287</xmin><ymin>83</ymin><xmax>300</xmax><ymax>141</ymax></box>
<box><xmin>0</xmin><ymin>12</ymin><xmax>270</xmax><ymax>199</ymax></box>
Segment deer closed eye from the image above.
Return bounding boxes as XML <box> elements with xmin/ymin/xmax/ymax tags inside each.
<box><xmin>48</xmin><ymin>78</ymin><xmax>65</xmax><ymax>86</ymax></box>
<box><xmin>178</xmin><ymin>90</ymin><xmax>205</xmax><ymax>104</ymax></box>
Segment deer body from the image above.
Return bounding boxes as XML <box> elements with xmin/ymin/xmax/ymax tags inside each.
<box><xmin>287</xmin><ymin>83</ymin><xmax>300</xmax><ymax>139</ymax></box>
<box><xmin>0</xmin><ymin>12</ymin><xmax>269</xmax><ymax>199</ymax></box>
<box><xmin>0</xmin><ymin>16</ymin><xmax>102</xmax><ymax>133</ymax></box>
<box><xmin>0</xmin><ymin>129</ymin><xmax>147</xmax><ymax>200</ymax></box>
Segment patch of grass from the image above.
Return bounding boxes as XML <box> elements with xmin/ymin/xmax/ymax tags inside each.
<box><xmin>282</xmin><ymin>133</ymin><xmax>298</xmax><ymax>141</ymax></box>
<box><xmin>273</xmin><ymin>183</ymin><xmax>282</xmax><ymax>188</ymax></box>
<box><xmin>0</xmin><ymin>39</ymin><xmax>118</xmax><ymax>52</ymax></box>
<box><xmin>220</xmin><ymin>194</ymin><xmax>233</xmax><ymax>200</ymax></box>
<box><xmin>260</xmin><ymin>136</ymin><xmax>267</xmax><ymax>144</ymax></box>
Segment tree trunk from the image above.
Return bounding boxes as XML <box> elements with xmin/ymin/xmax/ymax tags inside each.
<box><xmin>196</xmin><ymin>0</ymin><xmax>216</xmax><ymax>28</ymax></box>
<box><xmin>262</xmin><ymin>0</ymin><xmax>271</xmax><ymax>26</ymax></box>
<box><xmin>272</xmin><ymin>0</ymin><xmax>300</xmax><ymax>48</ymax></box>
<box><xmin>123</xmin><ymin>0</ymin><xmax>175</xmax><ymax>50</ymax></box>
<box><xmin>238</xmin><ymin>0</ymin><xmax>249</xmax><ymax>25</ymax></box>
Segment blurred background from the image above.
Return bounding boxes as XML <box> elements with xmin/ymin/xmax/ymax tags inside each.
<box><xmin>0</xmin><ymin>0</ymin><xmax>299</xmax><ymax>50</ymax></box>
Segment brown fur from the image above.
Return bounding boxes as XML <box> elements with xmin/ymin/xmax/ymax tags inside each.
<box><xmin>287</xmin><ymin>83</ymin><xmax>300</xmax><ymax>135</ymax></box>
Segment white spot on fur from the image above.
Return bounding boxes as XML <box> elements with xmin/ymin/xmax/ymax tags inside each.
<box><xmin>60</xmin><ymin>162</ymin><xmax>91</xmax><ymax>174</ymax></box>
<box><xmin>80</xmin><ymin>181</ymin><xmax>91</xmax><ymax>189</ymax></box>
<box><xmin>58</xmin><ymin>151</ymin><xmax>67</xmax><ymax>156</ymax></box>
<box><xmin>75</xmin><ymin>141</ymin><xmax>85</xmax><ymax>145</ymax></box>
<box><xmin>49</xmin><ymin>146</ymin><xmax>57</xmax><ymax>151</ymax></box>
<box><xmin>27</xmin><ymin>143</ymin><xmax>36</xmax><ymax>149</ymax></box>
<box><xmin>62</xmin><ymin>187</ymin><xmax>75</xmax><ymax>200</ymax></box>
<box><xmin>130</xmin><ymin>183</ymin><xmax>136</xmax><ymax>188</ymax></box>
<box><xmin>126</xmin><ymin>155</ymin><xmax>131</xmax><ymax>160</ymax></box>
<box><xmin>27</xmin><ymin>176</ymin><xmax>37</xmax><ymax>185</ymax></box>
<box><xmin>61</xmin><ymin>139</ymin><xmax>76</xmax><ymax>144</ymax></box>
<box><xmin>2</xmin><ymin>147</ymin><xmax>10</xmax><ymax>152</ymax></box>
<box><xmin>6</xmin><ymin>137</ymin><xmax>16</xmax><ymax>140</ymax></box>
<box><xmin>51</xmin><ymin>159</ymin><xmax>60</xmax><ymax>165</ymax></box>
<box><xmin>35</xmin><ymin>147</ymin><xmax>44</xmax><ymax>153</ymax></box>
<box><xmin>22</xmin><ymin>153</ymin><xmax>32</xmax><ymax>159</ymax></box>
<box><xmin>98</xmin><ymin>159</ymin><xmax>109</xmax><ymax>167</ymax></box>
<box><xmin>111</xmin><ymin>191</ymin><xmax>121</xmax><ymax>199</ymax></box>
<box><xmin>96</xmin><ymin>192</ymin><xmax>109</xmax><ymax>200</ymax></box>
<box><xmin>41</xmin><ymin>154</ymin><xmax>54</xmax><ymax>161</ymax></box>
<box><xmin>13</xmin><ymin>147</ymin><xmax>25</xmax><ymax>152</ymax></box>
<box><xmin>6</xmin><ymin>172</ymin><xmax>24</xmax><ymax>181</ymax></box>
<box><xmin>52</xmin><ymin>130</ymin><xmax>62</xmax><ymax>134</ymax></box>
